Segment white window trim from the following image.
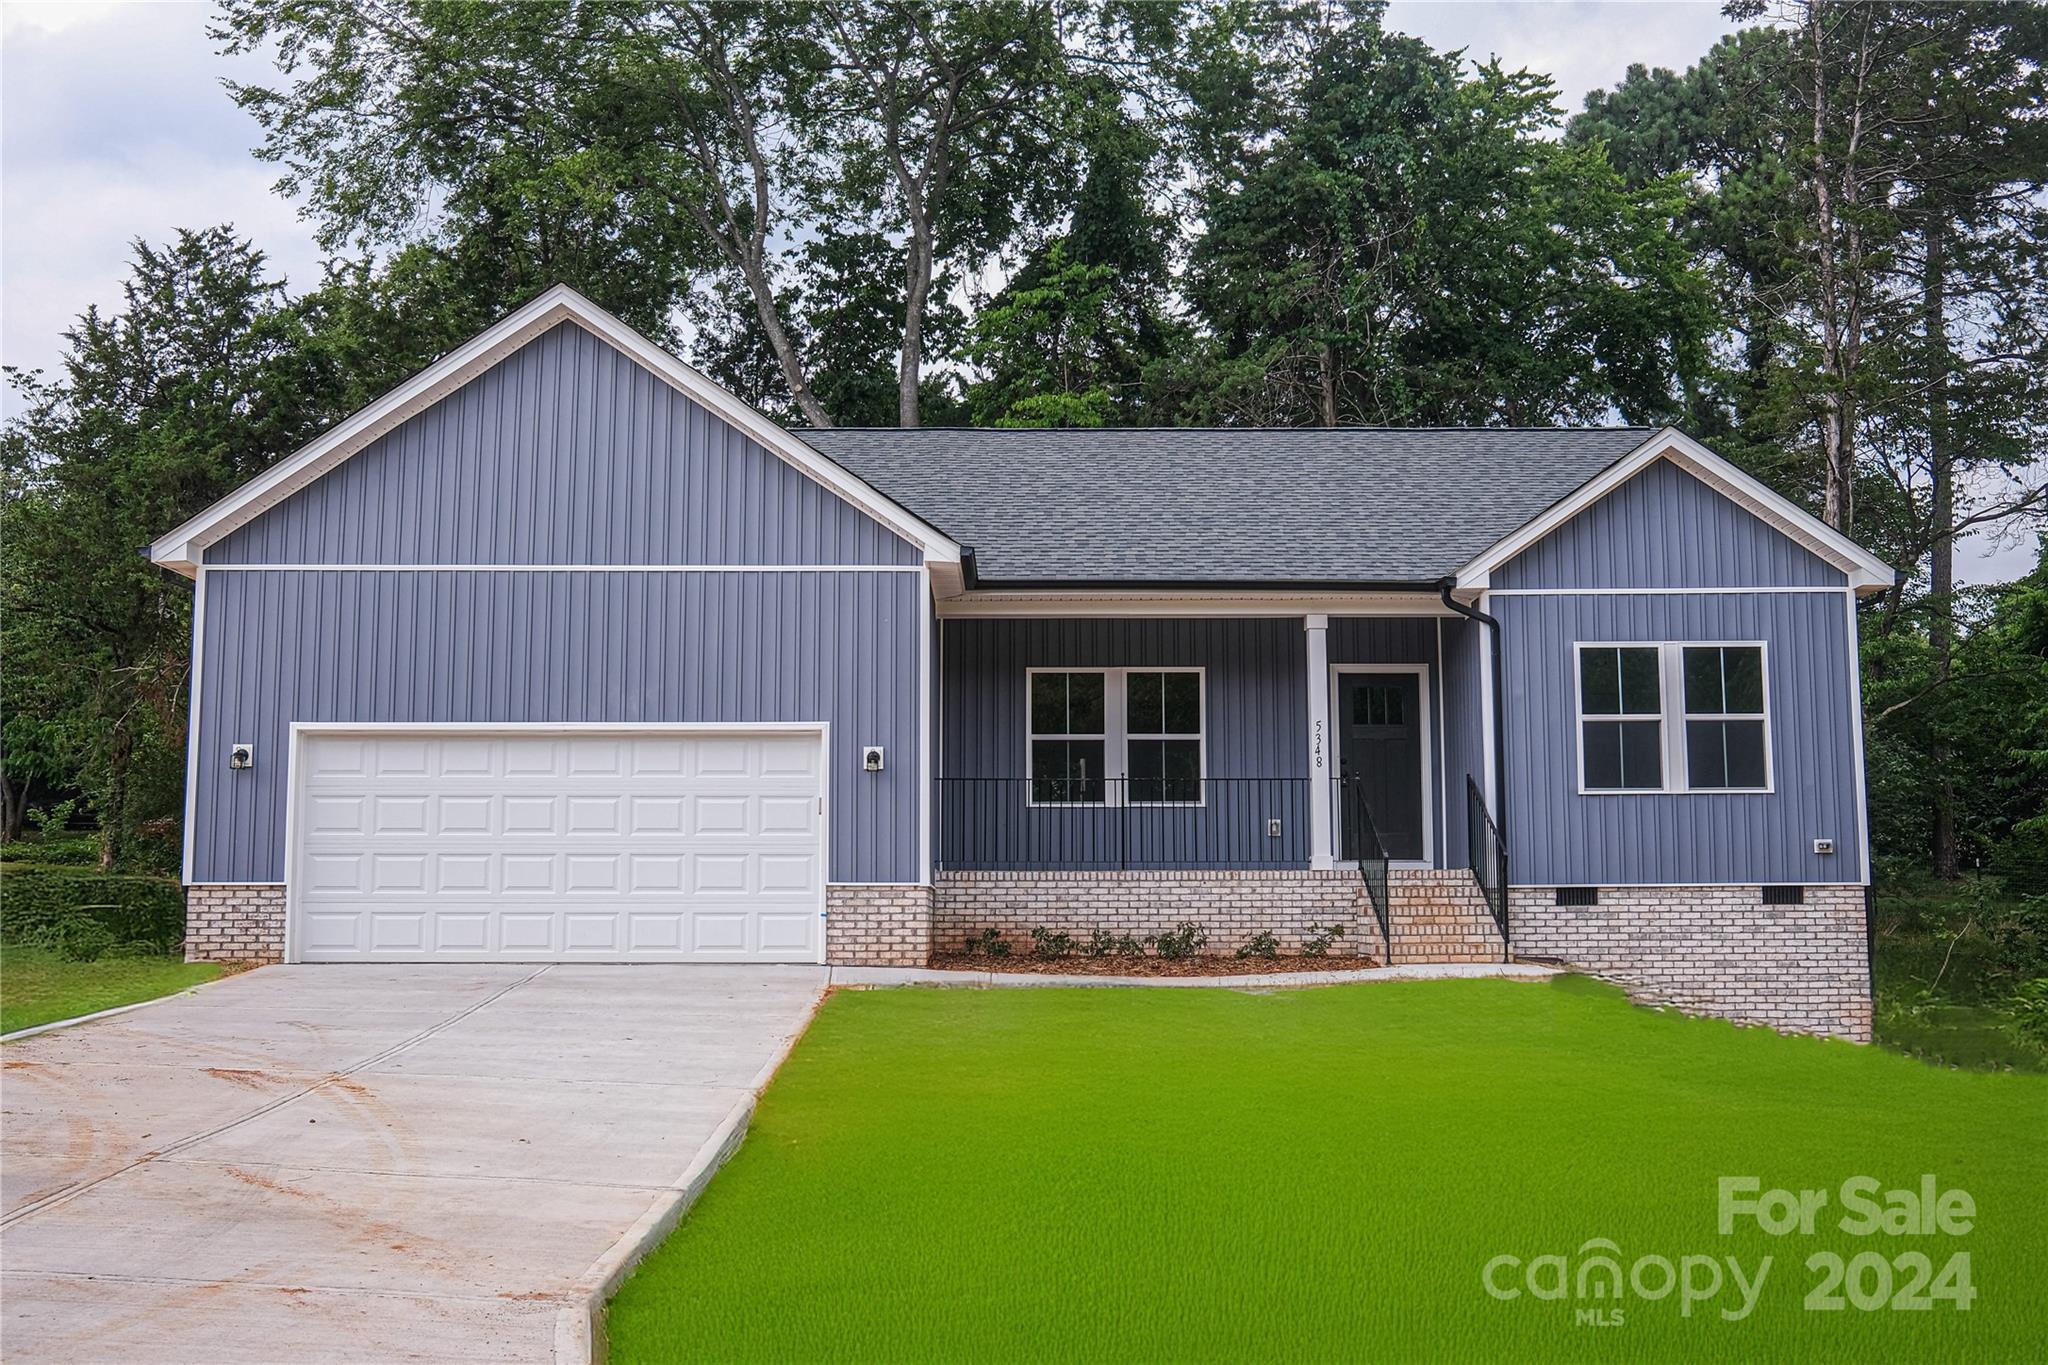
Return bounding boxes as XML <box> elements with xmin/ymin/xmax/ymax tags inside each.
<box><xmin>1023</xmin><ymin>667</ymin><xmax>1207</xmax><ymax>808</ymax></box>
<box><xmin>1573</xmin><ymin>641</ymin><xmax>1774</xmax><ymax>796</ymax></box>
<box><xmin>1677</xmin><ymin>641</ymin><xmax>1775</xmax><ymax>794</ymax></box>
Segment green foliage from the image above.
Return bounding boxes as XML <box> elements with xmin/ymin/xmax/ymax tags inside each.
<box><xmin>1150</xmin><ymin>921</ymin><xmax>1208</xmax><ymax>960</ymax></box>
<box><xmin>0</xmin><ymin>866</ymin><xmax>187</xmax><ymax>954</ymax></box>
<box><xmin>1234</xmin><ymin>931</ymin><xmax>1280</xmax><ymax>960</ymax></box>
<box><xmin>1085</xmin><ymin>928</ymin><xmax>1147</xmax><ymax>958</ymax></box>
<box><xmin>961</xmin><ymin>927</ymin><xmax>1012</xmax><ymax>959</ymax></box>
<box><xmin>1872</xmin><ymin>876</ymin><xmax>2048</xmax><ymax>1071</ymax></box>
<box><xmin>1302</xmin><ymin>921</ymin><xmax>1347</xmax><ymax>957</ymax></box>
<box><xmin>1029</xmin><ymin>926</ymin><xmax>1078</xmax><ymax>960</ymax></box>
<box><xmin>1178</xmin><ymin>7</ymin><xmax>1711</xmax><ymax>426</ymax></box>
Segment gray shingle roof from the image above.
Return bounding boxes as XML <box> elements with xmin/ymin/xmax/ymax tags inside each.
<box><xmin>801</xmin><ymin>427</ymin><xmax>1659</xmax><ymax>584</ymax></box>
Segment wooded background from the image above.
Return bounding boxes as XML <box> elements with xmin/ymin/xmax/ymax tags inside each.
<box><xmin>3</xmin><ymin>0</ymin><xmax>2043</xmax><ymax>888</ymax></box>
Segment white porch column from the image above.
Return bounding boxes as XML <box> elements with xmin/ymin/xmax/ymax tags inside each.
<box><xmin>1305</xmin><ymin>614</ymin><xmax>1333</xmax><ymax>869</ymax></box>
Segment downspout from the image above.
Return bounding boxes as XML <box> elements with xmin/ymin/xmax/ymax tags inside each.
<box><xmin>1439</xmin><ymin>578</ymin><xmax>1509</xmax><ymax>958</ymax></box>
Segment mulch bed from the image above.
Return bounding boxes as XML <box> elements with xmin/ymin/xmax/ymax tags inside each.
<box><xmin>927</xmin><ymin>953</ymin><xmax>1380</xmax><ymax>977</ymax></box>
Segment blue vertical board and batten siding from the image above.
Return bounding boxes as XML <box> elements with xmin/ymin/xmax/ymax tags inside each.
<box><xmin>935</xmin><ymin>614</ymin><xmax>1477</xmax><ymax>871</ymax></box>
<box><xmin>1494</xmin><ymin>459</ymin><xmax>1847</xmax><ymax>590</ymax></box>
<box><xmin>938</xmin><ymin>618</ymin><xmax>1313</xmax><ymax>868</ymax></box>
<box><xmin>188</xmin><ymin>319</ymin><xmax>925</xmax><ymax>885</ymax></box>
<box><xmin>210</xmin><ymin>322</ymin><xmax>917</xmax><ymax>567</ymax></box>
<box><xmin>1492</xmin><ymin>457</ymin><xmax>1864</xmax><ymax>885</ymax></box>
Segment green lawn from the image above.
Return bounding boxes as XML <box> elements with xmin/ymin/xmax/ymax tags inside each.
<box><xmin>610</xmin><ymin>978</ymin><xmax>2045</xmax><ymax>1363</ymax></box>
<box><xmin>0</xmin><ymin>944</ymin><xmax>221</xmax><ymax>1035</ymax></box>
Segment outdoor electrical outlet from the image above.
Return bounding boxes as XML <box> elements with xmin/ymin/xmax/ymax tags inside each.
<box><xmin>1267</xmin><ymin>818</ymin><xmax>1283</xmax><ymax>838</ymax></box>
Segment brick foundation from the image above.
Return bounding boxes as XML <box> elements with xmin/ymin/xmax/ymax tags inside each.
<box><xmin>933</xmin><ymin>870</ymin><xmax>1373</xmax><ymax>958</ymax></box>
<box><xmin>1509</xmin><ymin>884</ymin><xmax>1872</xmax><ymax>1042</ymax></box>
<box><xmin>185</xmin><ymin>885</ymin><xmax>286</xmax><ymax>964</ymax></box>
<box><xmin>826</xmin><ymin>884</ymin><xmax>933</xmax><ymax>966</ymax></box>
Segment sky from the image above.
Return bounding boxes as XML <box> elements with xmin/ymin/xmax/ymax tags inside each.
<box><xmin>0</xmin><ymin>1</ymin><xmax>2036</xmax><ymax>581</ymax></box>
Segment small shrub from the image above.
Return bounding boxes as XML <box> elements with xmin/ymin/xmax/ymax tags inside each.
<box><xmin>1302</xmin><ymin>921</ymin><xmax>1348</xmax><ymax>958</ymax></box>
<box><xmin>2008</xmin><ymin>977</ymin><xmax>2048</xmax><ymax>1046</ymax></box>
<box><xmin>1235</xmin><ymin>931</ymin><xmax>1280</xmax><ymax>960</ymax></box>
<box><xmin>1152</xmin><ymin>921</ymin><xmax>1209</xmax><ymax>960</ymax></box>
<box><xmin>6</xmin><ymin>832</ymin><xmax>100</xmax><ymax>867</ymax></box>
<box><xmin>47</xmin><ymin>917</ymin><xmax>119</xmax><ymax>963</ymax></box>
<box><xmin>962</xmin><ymin>927</ymin><xmax>1012</xmax><ymax>958</ymax></box>
<box><xmin>1086</xmin><ymin>929</ymin><xmax>1148</xmax><ymax>957</ymax></box>
<box><xmin>1030</xmin><ymin>926</ymin><xmax>1077</xmax><ymax>960</ymax></box>
<box><xmin>27</xmin><ymin>800</ymin><xmax>78</xmax><ymax>839</ymax></box>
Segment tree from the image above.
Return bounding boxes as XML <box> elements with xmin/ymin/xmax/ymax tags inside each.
<box><xmin>215</xmin><ymin>0</ymin><xmax>1101</xmax><ymax>427</ymax></box>
<box><xmin>0</xmin><ymin>231</ymin><xmax>330</xmax><ymax>867</ymax></box>
<box><xmin>1180</xmin><ymin>3</ymin><xmax>1710</xmax><ymax>426</ymax></box>
<box><xmin>966</xmin><ymin>93</ymin><xmax>1182</xmax><ymax>425</ymax></box>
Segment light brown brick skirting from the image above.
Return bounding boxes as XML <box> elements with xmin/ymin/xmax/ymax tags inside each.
<box><xmin>826</xmin><ymin>884</ymin><xmax>933</xmax><ymax>966</ymax></box>
<box><xmin>933</xmin><ymin>869</ymin><xmax>1373</xmax><ymax>958</ymax></box>
<box><xmin>1509</xmin><ymin>885</ymin><xmax>1872</xmax><ymax>1042</ymax></box>
<box><xmin>185</xmin><ymin>885</ymin><xmax>286</xmax><ymax>964</ymax></box>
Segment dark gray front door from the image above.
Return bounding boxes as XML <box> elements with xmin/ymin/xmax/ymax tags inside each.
<box><xmin>1337</xmin><ymin>673</ymin><xmax>1425</xmax><ymax>861</ymax></box>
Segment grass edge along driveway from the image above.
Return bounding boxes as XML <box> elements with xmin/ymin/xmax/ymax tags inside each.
<box><xmin>0</xmin><ymin>945</ymin><xmax>222</xmax><ymax>1035</ymax></box>
<box><xmin>609</xmin><ymin>977</ymin><xmax>2045</xmax><ymax>1363</ymax></box>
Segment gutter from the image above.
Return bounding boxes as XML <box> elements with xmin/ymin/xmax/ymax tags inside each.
<box><xmin>1437</xmin><ymin>578</ymin><xmax>1508</xmax><ymax>866</ymax></box>
<box><xmin>961</xmin><ymin>577</ymin><xmax>1444</xmax><ymax>593</ymax></box>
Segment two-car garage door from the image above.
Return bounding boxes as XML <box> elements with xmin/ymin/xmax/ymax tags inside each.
<box><xmin>289</xmin><ymin>730</ymin><xmax>824</xmax><ymax>962</ymax></box>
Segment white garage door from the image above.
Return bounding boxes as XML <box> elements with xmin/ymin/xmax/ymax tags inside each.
<box><xmin>290</xmin><ymin>731</ymin><xmax>824</xmax><ymax>962</ymax></box>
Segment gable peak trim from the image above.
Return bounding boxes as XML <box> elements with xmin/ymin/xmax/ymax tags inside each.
<box><xmin>1454</xmin><ymin>428</ymin><xmax>1895</xmax><ymax>594</ymax></box>
<box><xmin>147</xmin><ymin>285</ymin><xmax>960</xmax><ymax>576</ymax></box>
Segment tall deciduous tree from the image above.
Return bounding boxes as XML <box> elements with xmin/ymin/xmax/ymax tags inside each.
<box><xmin>1179</xmin><ymin>2</ymin><xmax>1710</xmax><ymax>426</ymax></box>
<box><xmin>1</xmin><ymin>231</ymin><xmax>326</xmax><ymax>867</ymax></box>
<box><xmin>215</xmin><ymin>0</ymin><xmax>1099</xmax><ymax>427</ymax></box>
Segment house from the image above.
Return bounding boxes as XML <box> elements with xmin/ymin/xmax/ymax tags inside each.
<box><xmin>151</xmin><ymin>286</ymin><xmax>1892</xmax><ymax>1040</ymax></box>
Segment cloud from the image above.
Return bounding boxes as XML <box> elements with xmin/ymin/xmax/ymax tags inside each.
<box><xmin>1383</xmin><ymin>0</ymin><xmax>1737</xmax><ymax>118</ymax></box>
<box><xmin>1</xmin><ymin>1</ymin><xmax>322</xmax><ymax>401</ymax></box>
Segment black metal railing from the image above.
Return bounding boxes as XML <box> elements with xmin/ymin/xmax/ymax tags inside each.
<box><xmin>1466</xmin><ymin>776</ymin><xmax>1510</xmax><ymax>960</ymax></box>
<box><xmin>1336</xmin><ymin>777</ymin><xmax>1392</xmax><ymax>963</ymax></box>
<box><xmin>936</xmin><ymin>777</ymin><xmax>1308</xmax><ymax>870</ymax></box>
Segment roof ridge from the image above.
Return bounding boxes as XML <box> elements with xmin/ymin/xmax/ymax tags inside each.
<box><xmin>800</xmin><ymin>425</ymin><xmax>1660</xmax><ymax>435</ymax></box>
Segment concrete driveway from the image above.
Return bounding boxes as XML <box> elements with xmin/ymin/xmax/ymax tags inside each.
<box><xmin>1</xmin><ymin>964</ymin><xmax>826</xmax><ymax>1363</ymax></box>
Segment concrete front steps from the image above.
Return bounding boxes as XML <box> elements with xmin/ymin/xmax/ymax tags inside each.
<box><xmin>1385</xmin><ymin>868</ymin><xmax>1506</xmax><ymax>964</ymax></box>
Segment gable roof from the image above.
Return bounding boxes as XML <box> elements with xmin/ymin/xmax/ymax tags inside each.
<box><xmin>1453</xmin><ymin>428</ymin><xmax>1894</xmax><ymax>592</ymax></box>
<box><xmin>152</xmin><ymin>286</ymin><xmax>1892</xmax><ymax>595</ymax></box>
<box><xmin>147</xmin><ymin>286</ymin><xmax>960</xmax><ymax>576</ymax></box>
<box><xmin>810</xmin><ymin>425</ymin><xmax>1893</xmax><ymax>593</ymax></box>
<box><xmin>806</xmin><ymin>426</ymin><xmax>1649</xmax><ymax>586</ymax></box>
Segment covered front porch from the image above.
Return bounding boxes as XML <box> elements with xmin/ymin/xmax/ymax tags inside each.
<box><xmin>930</xmin><ymin>603</ymin><xmax>1510</xmax><ymax>962</ymax></box>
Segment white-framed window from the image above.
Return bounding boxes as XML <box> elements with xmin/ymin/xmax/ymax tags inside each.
<box><xmin>1574</xmin><ymin>642</ymin><xmax>1772</xmax><ymax>794</ymax></box>
<box><xmin>1681</xmin><ymin>644</ymin><xmax>1771</xmax><ymax>791</ymax></box>
<box><xmin>1028</xmin><ymin>670</ymin><xmax>1107</xmax><ymax>804</ymax></box>
<box><xmin>1025</xmin><ymin>667</ymin><xmax>1205</xmax><ymax>805</ymax></box>
<box><xmin>1577</xmin><ymin>645</ymin><xmax>1665</xmax><ymax>791</ymax></box>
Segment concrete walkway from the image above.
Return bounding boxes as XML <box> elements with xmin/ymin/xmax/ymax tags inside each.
<box><xmin>0</xmin><ymin>964</ymin><xmax>826</xmax><ymax>1364</ymax></box>
<box><xmin>827</xmin><ymin>960</ymin><xmax>1559</xmax><ymax>989</ymax></box>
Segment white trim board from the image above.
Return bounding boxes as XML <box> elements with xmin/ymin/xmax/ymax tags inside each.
<box><xmin>939</xmin><ymin>592</ymin><xmax>1460</xmax><ymax>619</ymax></box>
<box><xmin>149</xmin><ymin>285</ymin><xmax>960</xmax><ymax>577</ymax></box>
<box><xmin>200</xmin><ymin>562</ymin><xmax>927</xmax><ymax>574</ymax></box>
<box><xmin>180</xmin><ymin>565</ymin><xmax>208</xmax><ymax>882</ymax></box>
<box><xmin>1485</xmin><ymin>585</ymin><xmax>1854</xmax><ymax>598</ymax></box>
<box><xmin>1455</xmin><ymin>429</ymin><xmax>1895</xmax><ymax>595</ymax></box>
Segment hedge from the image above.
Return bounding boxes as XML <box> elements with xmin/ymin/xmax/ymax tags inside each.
<box><xmin>0</xmin><ymin>865</ymin><xmax>186</xmax><ymax>950</ymax></box>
